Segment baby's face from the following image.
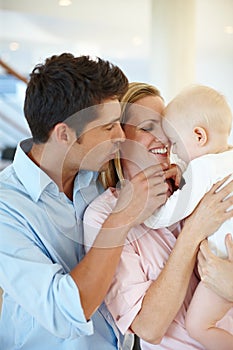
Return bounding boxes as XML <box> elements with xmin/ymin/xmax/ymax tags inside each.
<box><xmin>162</xmin><ymin>115</ymin><xmax>195</xmax><ymax>164</ymax></box>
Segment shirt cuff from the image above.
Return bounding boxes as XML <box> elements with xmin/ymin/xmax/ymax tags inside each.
<box><xmin>55</xmin><ymin>274</ymin><xmax>94</xmax><ymax>338</ymax></box>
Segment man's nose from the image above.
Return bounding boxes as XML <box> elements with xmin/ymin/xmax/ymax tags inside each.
<box><xmin>113</xmin><ymin>122</ymin><xmax>126</xmax><ymax>143</ymax></box>
<box><xmin>155</xmin><ymin>130</ymin><xmax>169</xmax><ymax>146</ymax></box>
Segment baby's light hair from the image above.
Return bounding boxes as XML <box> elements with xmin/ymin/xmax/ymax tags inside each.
<box><xmin>164</xmin><ymin>85</ymin><xmax>232</xmax><ymax>135</ymax></box>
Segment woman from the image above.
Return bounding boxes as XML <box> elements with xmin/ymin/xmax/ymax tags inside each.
<box><xmin>83</xmin><ymin>82</ymin><xmax>233</xmax><ymax>349</ymax></box>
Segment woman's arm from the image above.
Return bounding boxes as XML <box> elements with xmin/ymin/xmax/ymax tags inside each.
<box><xmin>131</xmin><ymin>178</ymin><xmax>233</xmax><ymax>344</ymax></box>
<box><xmin>198</xmin><ymin>235</ymin><xmax>233</xmax><ymax>302</ymax></box>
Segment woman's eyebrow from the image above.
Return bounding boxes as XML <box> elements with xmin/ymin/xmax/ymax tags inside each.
<box><xmin>137</xmin><ymin>119</ymin><xmax>159</xmax><ymax>126</ymax></box>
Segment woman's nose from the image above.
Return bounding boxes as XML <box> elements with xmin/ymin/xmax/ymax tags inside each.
<box><xmin>155</xmin><ymin>130</ymin><xmax>169</xmax><ymax>146</ymax></box>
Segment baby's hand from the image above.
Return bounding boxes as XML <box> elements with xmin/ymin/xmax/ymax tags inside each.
<box><xmin>164</xmin><ymin>163</ymin><xmax>183</xmax><ymax>188</ymax></box>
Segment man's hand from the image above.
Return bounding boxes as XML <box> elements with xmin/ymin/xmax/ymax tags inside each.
<box><xmin>113</xmin><ymin>164</ymin><xmax>168</xmax><ymax>227</ymax></box>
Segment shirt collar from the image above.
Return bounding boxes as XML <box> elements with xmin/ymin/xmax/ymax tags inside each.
<box><xmin>13</xmin><ymin>139</ymin><xmax>56</xmax><ymax>202</ymax></box>
<box><xmin>74</xmin><ymin>170</ymin><xmax>98</xmax><ymax>193</ymax></box>
<box><xmin>13</xmin><ymin>139</ymin><xmax>99</xmax><ymax>203</ymax></box>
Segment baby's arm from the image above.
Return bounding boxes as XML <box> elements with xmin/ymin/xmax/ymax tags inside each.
<box><xmin>144</xmin><ymin>151</ymin><xmax>233</xmax><ymax>229</ymax></box>
<box><xmin>185</xmin><ymin>281</ymin><xmax>233</xmax><ymax>350</ymax></box>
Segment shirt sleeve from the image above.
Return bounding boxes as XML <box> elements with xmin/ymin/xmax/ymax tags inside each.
<box><xmin>144</xmin><ymin>151</ymin><xmax>233</xmax><ymax>229</ymax></box>
<box><xmin>0</xmin><ymin>209</ymin><xmax>93</xmax><ymax>339</ymax></box>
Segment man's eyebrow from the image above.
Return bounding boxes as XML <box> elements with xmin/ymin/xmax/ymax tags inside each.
<box><xmin>105</xmin><ymin>117</ymin><xmax>121</xmax><ymax>125</ymax></box>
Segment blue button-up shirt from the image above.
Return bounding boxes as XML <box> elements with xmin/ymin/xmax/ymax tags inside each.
<box><xmin>0</xmin><ymin>139</ymin><xmax>133</xmax><ymax>350</ymax></box>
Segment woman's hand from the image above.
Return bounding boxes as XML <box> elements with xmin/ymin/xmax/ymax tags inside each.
<box><xmin>198</xmin><ymin>235</ymin><xmax>233</xmax><ymax>302</ymax></box>
<box><xmin>184</xmin><ymin>176</ymin><xmax>233</xmax><ymax>243</ymax></box>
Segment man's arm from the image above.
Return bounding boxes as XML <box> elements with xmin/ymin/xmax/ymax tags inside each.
<box><xmin>70</xmin><ymin>165</ymin><xmax>168</xmax><ymax>319</ymax></box>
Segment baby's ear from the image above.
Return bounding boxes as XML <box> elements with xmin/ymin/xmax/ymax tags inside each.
<box><xmin>193</xmin><ymin>126</ymin><xmax>207</xmax><ymax>146</ymax></box>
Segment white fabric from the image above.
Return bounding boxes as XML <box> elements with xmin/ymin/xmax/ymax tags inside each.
<box><xmin>144</xmin><ymin>150</ymin><xmax>233</xmax><ymax>257</ymax></box>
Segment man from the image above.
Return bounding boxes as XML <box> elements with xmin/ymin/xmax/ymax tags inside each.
<box><xmin>0</xmin><ymin>53</ymin><xmax>167</xmax><ymax>349</ymax></box>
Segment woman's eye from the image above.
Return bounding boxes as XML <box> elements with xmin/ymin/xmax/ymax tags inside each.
<box><xmin>140</xmin><ymin>127</ymin><xmax>153</xmax><ymax>132</ymax></box>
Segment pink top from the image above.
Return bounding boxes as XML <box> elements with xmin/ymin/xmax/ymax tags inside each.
<box><xmin>84</xmin><ymin>188</ymin><xmax>233</xmax><ymax>350</ymax></box>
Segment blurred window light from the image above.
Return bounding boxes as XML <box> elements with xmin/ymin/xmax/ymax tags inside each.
<box><xmin>132</xmin><ymin>36</ymin><xmax>143</xmax><ymax>46</ymax></box>
<box><xmin>59</xmin><ymin>0</ymin><xmax>72</xmax><ymax>6</ymax></box>
<box><xmin>9</xmin><ymin>42</ymin><xmax>20</xmax><ymax>51</ymax></box>
<box><xmin>224</xmin><ymin>25</ymin><xmax>233</xmax><ymax>34</ymax></box>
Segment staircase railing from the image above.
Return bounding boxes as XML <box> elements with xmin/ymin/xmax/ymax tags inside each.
<box><xmin>0</xmin><ymin>59</ymin><xmax>28</xmax><ymax>84</ymax></box>
<box><xmin>0</xmin><ymin>59</ymin><xmax>30</xmax><ymax>166</ymax></box>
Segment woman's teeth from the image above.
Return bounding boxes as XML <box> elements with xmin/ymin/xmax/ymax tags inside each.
<box><xmin>150</xmin><ymin>147</ymin><xmax>167</xmax><ymax>154</ymax></box>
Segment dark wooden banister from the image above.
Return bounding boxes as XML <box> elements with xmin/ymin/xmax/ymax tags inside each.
<box><xmin>0</xmin><ymin>59</ymin><xmax>28</xmax><ymax>84</ymax></box>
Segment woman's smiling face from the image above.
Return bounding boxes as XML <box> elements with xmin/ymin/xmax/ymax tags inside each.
<box><xmin>121</xmin><ymin>95</ymin><xmax>170</xmax><ymax>169</ymax></box>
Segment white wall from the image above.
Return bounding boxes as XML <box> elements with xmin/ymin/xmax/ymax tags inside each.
<box><xmin>148</xmin><ymin>0</ymin><xmax>233</xmax><ymax>143</ymax></box>
<box><xmin>0</xmin><ymin>288</ymin><xmax>2</xmax><ymax>315</ymax></box>
<box><xmin>0</xmin><ymin>0</ymin><xmax>233</xmax><ymax>142</ymax></box>
<box><xmin>195</xmin><ymin>0</ymin><xmax>233</xmax><ymax>143</ymax></box>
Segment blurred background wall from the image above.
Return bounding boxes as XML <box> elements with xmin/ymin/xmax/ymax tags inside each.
<box><xmin>0</xmin><ymin>0</ymin><xmax>233</xmax><ymax>323</ymax></box>
<box><xmin>0</xmin><ymin>0</ymin><xmax>233</xmax><ymax>156</ymax></box>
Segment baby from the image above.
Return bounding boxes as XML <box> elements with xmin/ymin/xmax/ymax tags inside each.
<box><xmin>144</xmin><ymin>85</ymin><xmax>233</xmax><ymax>350</ymax></box>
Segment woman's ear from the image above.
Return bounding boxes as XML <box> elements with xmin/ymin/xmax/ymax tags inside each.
<box><xmin>193</xmin><ymin>126</ymin><xmax>208</xmax><ymax>146</ymax></box>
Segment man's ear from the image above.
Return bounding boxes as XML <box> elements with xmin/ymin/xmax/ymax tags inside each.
<box><xmin>53</xmin><ymin>123</ymin><xmax>74</xmax><ymax>144</ymax></box>
<box><xmin>193</xmin><ymin>126</ymin><xmax>208</xmax><ymax>146</ymax></box>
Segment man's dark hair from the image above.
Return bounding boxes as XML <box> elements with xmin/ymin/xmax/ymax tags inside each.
<box><xmin>24</xmin><ymin>53</ymin><xmax>128</xmax><ymax>143</ymax></box>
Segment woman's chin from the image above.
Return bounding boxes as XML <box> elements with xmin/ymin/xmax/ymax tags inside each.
<box><xmin>156</xmin><ymin>154</ymin><xmax>170</xmax><ymax>165</ymax></box>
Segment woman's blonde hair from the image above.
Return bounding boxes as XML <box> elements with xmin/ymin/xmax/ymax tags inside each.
<box><xmin>100</xmin><ymin>82</ymin><xmax>163</xmax><ymax>189</ymax></box>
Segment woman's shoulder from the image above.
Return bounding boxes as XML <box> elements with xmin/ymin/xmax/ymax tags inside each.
<box><xmin>83</xmin><ymin>187</ymin><xmax>119</xmax><ymax>251</ymax></box>
<box><xmin>84</xmin><ymin>187</ymin><xmax>117</xmax><ymax>226</ymax></box>
<box><xmin>87</xmin><ymin>187</ymin><xmax>117</xmax><ymax>212</ymax></box>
